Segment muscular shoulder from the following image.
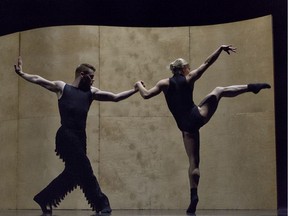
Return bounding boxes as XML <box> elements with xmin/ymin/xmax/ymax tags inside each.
<box><xmin>90</xmin><ymin>86</ymin><xmax>103</xmax><ymax>99</ymax></box>
<box><xmin>90</xmin><ymin>86</ymin><xmax>100</xmax><ymax>93</ymax></box>
<box><xmin>157</xmin><ymin>78</ymin><xmax>169</xmax><ymax>87</ymax></box>
<box><xmin>53</xmin><ymin>81</ymin><xmax>66</xmax><ymax>99</ymax></box>
<box><xmin>186</xmin><ymin>70</ymin><xmax>197</xmax><ymax>81</ymax></box>
<box><xmin>157</xmin><ymin>78</ymin><xmax>169</xmax><ymax>92</ymax></box>
<box><xmin>54</xmin><ymin>81</ymin><xmax>66</xmax><ymax>89</ymax></box>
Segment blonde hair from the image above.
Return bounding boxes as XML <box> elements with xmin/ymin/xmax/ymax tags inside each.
<box><xmin>169</xmin><ymin>58</ymin><xmax>188</xmax><ymax>74</ymax></box>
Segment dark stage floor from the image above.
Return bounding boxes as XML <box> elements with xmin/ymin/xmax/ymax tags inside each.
<box><xmin>0</xmin><ymin>209</ymin><xmax>283</xmax><ymax>216</ymax></box>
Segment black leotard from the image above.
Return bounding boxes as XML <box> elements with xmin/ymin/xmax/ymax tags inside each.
<box><xmin>164</xmin><ymin>74</ymin><xmax>205</xmax><ymax>132</ymax></box>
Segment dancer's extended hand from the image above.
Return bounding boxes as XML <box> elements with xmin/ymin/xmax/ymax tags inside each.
<box><xmin>14</xmin><ymin>56</ymin><xmax>23</xmax><ymax>75</ymax></box>
<box><xmin>221</xmin><ymin>45</ymin><xmax>237</xmax><ymax>55</ymax></box>
<box><xmin>134</xmin><ymin>81</ymin><xmax>145</xmax><ymax>92</ymax></box>
<box><xmin>136</xmin><ymin>81</ymin><xmax>145</xmax><ymax>88</ymax></box>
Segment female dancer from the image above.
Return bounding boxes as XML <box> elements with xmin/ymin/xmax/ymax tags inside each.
<box><xmin>135</xmin><ymin>45</ymin><xmax>270</xmax><ymax>215</ymax></box>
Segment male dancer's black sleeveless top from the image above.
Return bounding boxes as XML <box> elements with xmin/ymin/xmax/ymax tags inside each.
<box><xmin>164</xmin><ymin>74</ymin><xmax>202</xmax><ymax>132</ymax></box>
<box><xmin>58</xmin><ymin>84</ymin><xmax>93</xmax><ymax>130</ymax></box>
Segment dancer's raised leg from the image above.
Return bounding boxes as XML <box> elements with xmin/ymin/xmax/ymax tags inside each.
<box><xmin>198</xmin><ymin>83</ymin><xmax>271</xmax><ymax>123</ymax></box>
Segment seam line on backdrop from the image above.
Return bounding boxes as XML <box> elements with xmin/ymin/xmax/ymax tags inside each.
<box><xmin>98</xmin><ymin>26</ymin><xmax>101</xmax><ymax>179</ymax></box>
<box><xmin>16</xmin><ymin>31</ymin><xmax>21</xmax><ymax>210</ymax></box>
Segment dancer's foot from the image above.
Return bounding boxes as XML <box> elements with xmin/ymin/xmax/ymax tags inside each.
<box><xmin>40</xmin><ymin>212</ymin><xmax>52</xmax><ymax>216</ymax></box>
<box><xmin>186</xmin><ymin>197</ymin><xmax>198</xmax><ymax>215</ymax></box>
<box><xmin>33</xmin><ymin>196</ymin><xmax>52</xmax><ymax>215</ymax></box>
<box><xmin>248</xmin><ymin>83</ymin><xmax>271</xmax><ymax>94</ymax></box>
<box><xmin>186</xmin><ymin>212</ymin><xmax>196</xmax><ymax>216</ymax></box>
<box><xmin>99</xmin><ymin>206</ymin><xmax>112</xmax><ymax>215</ymax></box>
<box><xmin>186</xmin><ymin>188</ymin><xmax>198</xmax><ymax>215</ymax></box>
<box><xmin>95</xmin><ymin>207</ymin><xmax>111</xmax><ymax>215</ymax></box>
<box><xmin>95</xmin><ymin>194</ymin><xmax>112</xmax><ymax>215</ymax></box>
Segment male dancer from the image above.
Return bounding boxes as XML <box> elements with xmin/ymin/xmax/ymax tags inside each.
<box><xmin>14</xmin><ymin>57</ymin><xmax>138</xmax><ymax>215</ymax></box>
<box><xmin>135</xmin><ymin>45</ymin><xmax>270</xmax><ymax>215</ymax></box>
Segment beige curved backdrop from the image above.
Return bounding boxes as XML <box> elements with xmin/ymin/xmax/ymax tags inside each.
<box><xmin>0</xmin><ymin>16</ymin><xmax>276</xmax><ymax>210</ymax></box>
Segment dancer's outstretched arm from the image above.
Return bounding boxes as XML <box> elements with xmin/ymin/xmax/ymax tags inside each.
<box><xmin>135</xmin><ymin>79</ymin><xmax>168</xmax><ymax>99</ymax></box>
<box><xmin>91</xmin><ymin>85</ymin><xmax>138</xmax><ymax>102</ymax></box>
<box><xmin>187</xmin><ymin>45</ymin><xmax>236</xmax><ymax>83</ymax></box>
<box><xmin>14</xmin><ymin>56</ymin><xmax>64</xmax><ymax>97</ymax></box>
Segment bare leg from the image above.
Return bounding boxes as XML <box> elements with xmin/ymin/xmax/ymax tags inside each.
<box><xmin>198</xmin><ymin>83</ymin><xmax>270</xmax><ymax>123</ymax></box>
<box><xmin>183</xmin><ymin>131</ymin><xmax>200</xmax><ymax>189</ymax></box>
<box><xmin>183</xmin><ymin>131</ymin><xmax>200</xmax><ymax>215</ymax></box>
<box><xmin>183</xmin><ymin>83</ymin><xmax>270</xmax><ymax>214</ymax></box>
<box><xmin>198</xmin><ymin>85</ymin><xmax>247</xmax><ymax>122</ymax></box>
<box><xmin>183</xmin><ymin>83</ymin><xmax>270</xmax><ymax>215</ymax></box>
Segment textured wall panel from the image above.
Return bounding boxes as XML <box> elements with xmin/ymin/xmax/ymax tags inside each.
<box><xmin>0</xmin><ymin>33</ymin><xmax>19</xmax><ymax>209</ymax></box>
<box><xmin>0</xmin><ymin>16</ymin><xmax>276</xmax><ymax>210</ymax></box>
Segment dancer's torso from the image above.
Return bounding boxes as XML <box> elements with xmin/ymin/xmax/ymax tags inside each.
<box><xmin>164</xmin><ymin>74</ymin><xmax>200</xmax><ymax>132</ymax></box>
<box><xmin>58</xmin><ymin>84</ymin><xmax>93</xmax><ymax>130</ymax></box>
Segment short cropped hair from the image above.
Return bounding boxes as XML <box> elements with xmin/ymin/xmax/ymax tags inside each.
<box><xmin>169</xmin><ymin>58</ymin><xmax>188</xmax><ymax>74</ymax></box>
<box><xmin>75</xmin><ymin>63</ymin><xmax>96</xmax><ymax>76</ymax></box>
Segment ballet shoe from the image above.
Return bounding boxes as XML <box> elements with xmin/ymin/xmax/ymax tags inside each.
<box><xmin>248</xmin><ymin>83</ymin><xmax>271</xmax><ymax>94</ymax></box>
<box><xmin>186</xmin><ymin>188</ymin><xmax>198</xmax><ymax>215</ymax></box>
<box><xmin>186</xmin><ymin>197</ymin><xmax>198</xmax><ymax>215</ymax></box>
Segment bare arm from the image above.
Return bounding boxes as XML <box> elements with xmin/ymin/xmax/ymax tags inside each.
<box><xmin>92</xmin><ymin>86</ymin><xmax>138</xmax><ymax>102</ymax></box>
<box><xmin>187</xmin><ymin>45</ymin><xmax>236</xmax><ymax>82</ymax></box>
<box><xmin>14</xmin><ymin>57</ymin><xmax>64</xmax><ymax>96</ymax></box>
<box><xmin>135</xmin><ymin>79</ymin><xmax>169</xmax><ymax>99</ymax></box>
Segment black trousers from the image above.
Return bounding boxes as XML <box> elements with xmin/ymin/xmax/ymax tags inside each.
<box><xmin>34</xmin><ymin>126</ymin><xmax>109</xmax><ymax>211</ymax></box>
